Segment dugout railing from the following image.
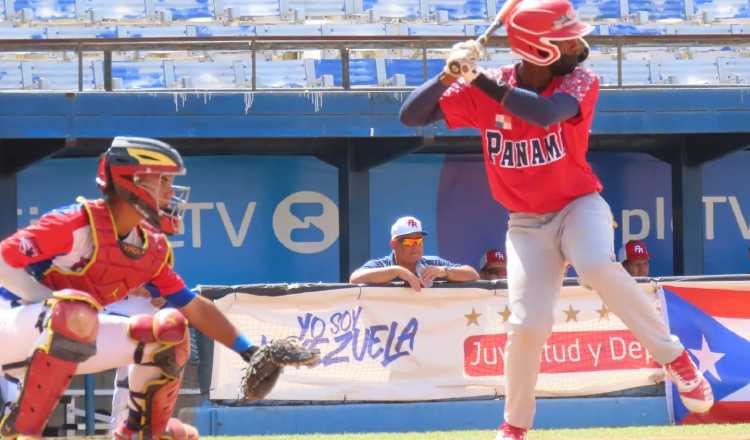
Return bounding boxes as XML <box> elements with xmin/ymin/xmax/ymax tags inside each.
<box><xmin>0</xmin><ymin>34</ymin><xmax>748</xmax><ymax>91</ymax></box>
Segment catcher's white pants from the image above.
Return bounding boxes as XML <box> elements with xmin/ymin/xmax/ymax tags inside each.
<box><xmin>0</xmin><ymin>299</ymin><xmax>19</xmax><ymax>410</ymax></box>
<box><xmin>503</xmin><ymin>192</ymin><xmax>683</xmax><ymax>429</ymax></box>
<box><xmin>0</xmin><ymin>302</ymin><xmax>167</xmax><ymax>431</ymax></box>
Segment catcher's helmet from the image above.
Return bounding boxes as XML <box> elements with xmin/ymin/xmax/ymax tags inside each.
<box><xmin>506</xmin><ymin>0</ymin><xmax>593</xmax><ymax>66</ymax></box>
<box><xmin>96</xmin><ymin>136</ymin><xmax>189</xmax><ymax>235</ymax></box>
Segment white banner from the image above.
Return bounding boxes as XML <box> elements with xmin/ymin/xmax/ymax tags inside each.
<box><xmin>209</xmin><ymin>284</ymin><xmax>664</xmax><ymax>401</ymax></box>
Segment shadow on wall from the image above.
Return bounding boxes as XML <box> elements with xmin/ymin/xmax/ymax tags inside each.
<box><xmin>436</xmin><ymin>154</ymin><xmax>509</xmax><ymax>270</ymax></box>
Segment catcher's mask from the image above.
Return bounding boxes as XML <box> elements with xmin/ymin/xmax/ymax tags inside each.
<box><xmin>96</xmin><ymin>136</ymin><xmax>190</xmax><ymax>235</ymax></box>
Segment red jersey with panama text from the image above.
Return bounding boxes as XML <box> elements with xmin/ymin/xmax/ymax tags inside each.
<box><xmin>439</xmin><ymin>65</ymin><xmax>603</xmax><ymax>214</ymax></box>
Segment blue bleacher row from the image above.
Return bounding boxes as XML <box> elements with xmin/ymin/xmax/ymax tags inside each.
<box><xmin>1</xmin><ymin>0</ymin><xmax>748</xmax><ymax>26</ymax></box>
<box><xmin>2</xmin><ymin>55</ymin><xmax>749</xmax><ymax>89</ymax></box>
<box><xmin>2</xmin><ymin>20</ymin><xmax>750</xmax><ymax>40</ymax></box>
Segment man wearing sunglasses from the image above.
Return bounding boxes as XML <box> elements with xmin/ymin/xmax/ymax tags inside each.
<box><xmin>349</xmin><ymin>216</ymin><xmax>479</xmax><ymax>291</ymax></box>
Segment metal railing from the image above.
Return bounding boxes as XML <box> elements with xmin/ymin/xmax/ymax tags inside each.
<box><xmin>0</xmin><ymin>34</ymin><xmax>748</xmax><ymax>91</ymax></box>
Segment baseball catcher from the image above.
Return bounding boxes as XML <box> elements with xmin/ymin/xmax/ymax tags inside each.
<box><xmin>0</xmin><ymin>137</ymin><xmax>319</xmax><ymax>440</ymax></box>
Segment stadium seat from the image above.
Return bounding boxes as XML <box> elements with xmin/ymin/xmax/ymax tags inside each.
<box><xmin>363</xmin><ymin>0</ymin><xmax>423</xmax><ymax>20</ymax></box>
<box><xmin>153</xmin><ymin>0</ymin><xmax>213</xmax><ymax>21</ymax></box>
<box><xmin>314</xmin><ymin>58</ymin><xmax>378</xmax><ymax>86</ymax></box>
<box><xmin>654</xmin><ymin>58</ymin><xmax>720</xmax><ymax>85</ymax></box>
<box><xmin>0</xmin><ymin>26</ymin><xmax>46</xmax><ymax>38</ymax></box>
<box><xmin>694</xmin><ymin>0</ymin><xmax>750</xmax><ymax>20</ymax></box>
<box><xmin>13</xmin><ymin>0</ymin><xmax>76</xmax><ymax>20</ymax></box>
<box><xmin>628</xmin><ymin>0</ymin><xmax>687</xmax><ymax>20</ymax></box>
<box><xmin>431</xmin><ymin>0</ymin><xmax>487</xmax><ymax>20</ymax></box>
<box><xmin>569</xmin><ymin>0</ymin><xmax>622</xmax><ymax>19</ymax></box>
<box><xmin>717</xmin><ymin>56</ymin><xmax>750</xmax><ymax>83</ymax></box>
<box><xmin>256</xmin><ymin>59</ymin><xmax>308</xmax><ymax>88</ymax></box>
<box><xmin>219</xmin><ymin>0</ymin><xmax>281</xmax><ymax>19</ymax></box>
<box><xmin>18</xmin><ymin>59</ymin><xmax>98</xmax><ymax>89</ymax></box>
<box><xmin>286</xmin><ymin>0</ymin><xmax>347</xmax><ymax>19</ymax></box>
<box><xmin>0</xmin><ymin>61</ymin><xmax>24</xmax><ymax>89</ymax></box>
<box><xmin>112</xmin><ymin>60</ymin><xmax>167</xmax><ymax>89</ymax></box>
<box><xmin>583</xmin><ymin>58</ymin><xmax>656</xmax><ymax>85</ymax></box>
<box><xmin>75</xmin><ymin>0</ymin><xmax>147</xmax><ymax>21</ymax></box>
<box><xmin>385</xmin><ymin>59</ymin><xmax>443</xmax><ymax>86</ymax></box>
<box><xmin>172</xmin><ymin>57</ymin><xmax>246</xmax><ymax>88</ymax></box>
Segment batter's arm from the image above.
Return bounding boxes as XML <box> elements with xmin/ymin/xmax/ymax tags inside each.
<box><xmin>399</xmin><ymin>75</ymin><xmax>450</xmax><ymax>127</ymax></box>
<box><xmin>472</xmin><ymin>74</ymin><xmax>580</xmax><ymax>126</ymax></box>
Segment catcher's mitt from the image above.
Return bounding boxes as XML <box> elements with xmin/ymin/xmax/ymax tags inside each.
<box><xmin>240</xmin><ymin>338</ymin><xmax>320</xmax><ymax>401</ymax></box>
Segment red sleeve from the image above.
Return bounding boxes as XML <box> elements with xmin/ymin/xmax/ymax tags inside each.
<box><xmin>553</xmin><ymin>67</ymin><xmax>599</xmax><ymax>125</ymax></box>
<box><xmin>438</xmin><ymin>79</ymin><xmax>481</xmax><ymax>129</ymax></box>
<box><xmin>149</xmin><ymin>245</ymin><xmax>187</xmax><ymax>296</ymax></box>
<box><xmin>0</xmin><ymin>206</ymin><xmax>86</xmax><ymax>268</ymax></box>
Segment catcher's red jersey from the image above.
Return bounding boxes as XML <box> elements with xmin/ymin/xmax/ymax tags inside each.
<box><xmin>439</xmin><ymin>65</ymin><xmax>603</xmax><ymax>214</ymax></box>
<box><xmin>0</xmin><ymin>198</ymin><xmax>186</xmax><ymax>306</ymax></box>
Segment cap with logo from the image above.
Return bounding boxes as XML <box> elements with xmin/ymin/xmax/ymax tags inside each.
<box><xmin>618</xmin><ymin>240</ymin><xmax>649</xmax><ymax>262</ymax></box>
<box><xmin>480</xmin><ymin>249</ymin><xmax>506</xmax><ymax>270</ymax></box>
<box><xmin>391</xmin><ymin>216</ymin><xmax>428</xmax><ymax>240</ymax></box>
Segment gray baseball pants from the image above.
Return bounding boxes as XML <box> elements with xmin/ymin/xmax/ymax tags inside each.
<box><xmin>503</xmin><ymin>192</ymin><xmax>683</xmax><ymax>428</ymax></box>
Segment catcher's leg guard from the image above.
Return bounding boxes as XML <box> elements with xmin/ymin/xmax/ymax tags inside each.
<box><xmin>0</xmin><ymin>289</ymin><xmax>100</xmax><ymax>437</ymax></box>
<box><xmin>115</xmin><ymin>309</ymin><xmax>189</xmax><ymax>440</ymax></box>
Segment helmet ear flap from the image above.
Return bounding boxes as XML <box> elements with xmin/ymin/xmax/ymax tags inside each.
<box><xmin>96</xmin><ymin>154</ymin><xmax>113</xmax><ymax>194</ymax></box>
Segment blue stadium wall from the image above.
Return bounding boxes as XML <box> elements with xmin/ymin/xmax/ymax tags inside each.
<box><xmin>16</xmin><ymin>149</ymin><xmax>750</xmax><ymax>284</ymax></box>
<box><xmin>6</xmin><ymin>88</ymin><xmax>750</xmax><ymax>284</ymax></box>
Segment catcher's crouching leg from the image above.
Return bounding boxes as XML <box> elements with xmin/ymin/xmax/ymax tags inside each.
<box><xmin>0</xmin><ymin>289</ymin><xmax>100</xmax><ymax>437</ymax></box>
<box><xmin>114</xmin><ymin>308</ymin><xmax>193</xmax><ymax>440</ymax></box>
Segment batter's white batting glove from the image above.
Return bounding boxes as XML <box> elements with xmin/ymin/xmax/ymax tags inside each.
<box><xmin>444</xmin><ymin>40</ymin><xmax>485</xmax><ymax>84</ymax></box>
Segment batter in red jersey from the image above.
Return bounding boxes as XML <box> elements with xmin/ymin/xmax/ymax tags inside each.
<box><xmin>0</xmin><ymin>137</ymin><xmax>273</xmax><ymax>440</ymax></box>
<box><xmin>400</xmin><ymin>1</ymin><xmax>713</xmax><ymax>438</ymax></box>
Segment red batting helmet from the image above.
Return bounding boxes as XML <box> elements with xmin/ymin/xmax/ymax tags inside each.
<box><xmin>96</xmin><ymin>137</ymin><xmax>190</xmax><ymax>235</ymax></box>
<box><xmin>506</xmin><ymin>0</ymin><xmax>593</xmax><ymax>66</ymax></box>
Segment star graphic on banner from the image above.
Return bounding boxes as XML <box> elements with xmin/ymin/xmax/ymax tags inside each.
<box><xmin>689</xmin><ymin>335</ymin><xmax>725</xmax><ymax>381</ymax></box>
<box><xmin>596</xmin><ymin>303</ymin><xmax>610</xmax><ymax>320</ymax></box>
<box><xmin>465</xmin><ymin>307</ymin><xmax>481</xmax><ymax>326</ymax></box>
<box><xmin>498</xmin><ymin>305</ymin><xmax>512</xmax><ymax>323</ymax></box>
<box><xmin>563</xmin><ymin>304</ymin><xmax>580</xmax><ymax>322</ymax></box>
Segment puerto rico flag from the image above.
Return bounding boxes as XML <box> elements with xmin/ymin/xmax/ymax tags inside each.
<box><xmin>662</xmin><ymin>283</ymin><xmax>750</xmax><ymax>424</ymax></box>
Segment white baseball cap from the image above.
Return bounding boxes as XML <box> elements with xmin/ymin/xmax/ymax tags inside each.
<box><xmin>390</xmin><ymin>216</ymin><xmax>428</xmax><ymax>240</ymax></box>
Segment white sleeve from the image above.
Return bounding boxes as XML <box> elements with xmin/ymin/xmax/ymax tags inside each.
<box><xmin>0</xmin><ymin>257</ymin><xmax>54</xmax><ymax>303</ymax></box>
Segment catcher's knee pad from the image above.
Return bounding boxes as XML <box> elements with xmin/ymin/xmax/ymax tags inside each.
<box><xmin>125</xmin><ymin>309</ymin><xmax>190</xmax><ymax>438</ymax></box>
<box><xmin>1</xmin><ymin>289</ymin><xmax>101</xmax><ymax>437</ymax></box>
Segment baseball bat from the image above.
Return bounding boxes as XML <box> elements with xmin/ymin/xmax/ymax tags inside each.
<box><xmin>446</xmin><ymin>0</ymin><xmax>524</xmax><ymax>76</ymax></box>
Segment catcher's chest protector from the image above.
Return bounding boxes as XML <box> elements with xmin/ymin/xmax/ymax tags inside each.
<box><xmin>43</xmin><ymin>198</ymin><xmax>171</xmax><ymax>306</ymax></box>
